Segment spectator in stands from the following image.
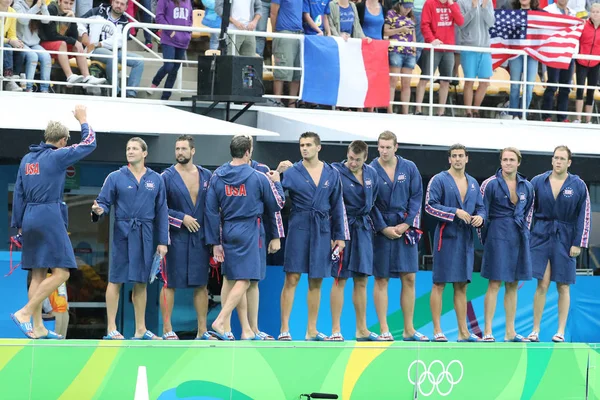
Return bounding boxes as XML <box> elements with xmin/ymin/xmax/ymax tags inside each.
<box><xmin>458</xmin><ymin>0</ymin><xmax>495</xmax><ymax>117</ymax></box>
<box><xmin>201</xmin><ymin>0</ymin><xmax>221</xmax><ymax>50</ymax></box>
<box><xmin>508</xmin><ymin>0</ymin><xmax>538</xmax><ymax>119</ymax></box>
<box><xmin>303</xmin><ymin>0</ymin><xmax>332</xmax><ymax>36</ymax></box>
<box><xmin>271</xmin><ymin>0</ymin><xmax>303</xmax><ymax>107</ymax></box>
<box><xmin>74</xmin><ymin>0</ymin><xmax>93</xmax><ymax>17</ymax></box>
<box><xmin>575</xmin><ymin>3</ymin><xmax>600</xmax><ymax>123</ymax></box>
<box><xmin>542</xmin><ymin>0</ymin><xmax>576</xmax><ymax>122</ymax></box>
<box><xmin>79</xmin><ymin>0</ymin><xmax>145</xmax><ymax>98</ymax></box>
<box><xmin>1</xmin><ymin>0</ymin><xmax>23</xmax><ymax>91</ymax></box>
<box><xmin>412</xmin><ymin>0</ymin><xmax>425</xmax><ymax>62</ymax></box>
<box><xmin>216</xmin><ymin>0</ymin><xmax>262</xmax><ymax>56</ymax></box>
<box><xmin>356</xmin><ymin>0</ymin><xmax>392</xmax><ymax>40</ymax></box>
<box><xmin>39</xmin><ymin>0</ymin><xmax>105</xmax><ymax>87</ymax></box>
<box><xmin>13</xmin><ymin>0</ymin><xmax>52</xmax><ymax>93</ymax></box>
<box><xmin>255</xmin><ymin>0</ymin><xmax>270</xmax><ymax>56</ymax></box>
<box><xmin>328</xmin><ymin>0</ymin><xmax>366</xmax><ymax>39</ymax></box>
<box><xmin>414</xmin><ymin>0</ymin><xmax>464</xmax><ymax>116</ymax></box>
<box><xmin>385</xmin><ymin>0</ymin><xmax>416</xmax><ymax>114</ymax></box>
<box><xmin>150</xmin><ymin>0</ymin><xmax>192</xmax><ymax>100</ymax></box>
<box><xmin>570</xmin><ymin>0</ymin><xmax>588</xmax><ymax>18</ymax></box>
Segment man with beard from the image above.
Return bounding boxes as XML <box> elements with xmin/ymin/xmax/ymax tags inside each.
<box><xmin>160</xmin><ymin>135</ymin><xmax>214</xmax><ymax>340</ymax></box>
<box><xmin>425</xmin><ymin>144</ymin><xmax>485</xmax><ymax>342</ymax></box>
<box><xmin>78</xmin><ymin>0</ymin><xmax>145</xmax><ymax>98</ymax></box>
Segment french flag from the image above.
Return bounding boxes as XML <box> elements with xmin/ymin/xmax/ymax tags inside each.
<box><xmin>301</xmin><ymin>36</ymin><xmax>390</xmax><ymax>108</ymax></box>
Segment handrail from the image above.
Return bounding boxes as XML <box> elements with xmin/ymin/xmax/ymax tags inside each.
<box><xmin>3</xmin><ymin>15</ymin><xmax>600</xmax><ymax>123</ymax></box>
<box><xmin>0</xmin><ymin>11</ymin><xmax>119</xmax><ymax>95</ymax></box>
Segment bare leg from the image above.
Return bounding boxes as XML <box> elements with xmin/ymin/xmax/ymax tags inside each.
<box><xmin>330</xmin><ymin>278</ymin><xmax>346</xmax><ymax>334</ymax></box>
<box><xmin>273</xmin><ymin>80</ymin><xmax>284</xmax><ymax>98</ymax></box>
<box><xmin>280</xmin><ymin>273</ymin><xmax>300</xmax><ymax>334</ymax></box>
<box><xmin>353</xmin><ymin>276</ymin><xmax>369</xmax><ymax>337</ymax></box>
<box><xmin>247</xmin><ymin>281</ymin><xmax>260</xmax><ymax>333</ymax></box>
<box><xmin>430</xmin><ymin>282</ymin><xmax>445</xmax><ymax>336</ymax></box>
<box><xmin>556</xmin><ymin>283</ymin><xmax>570</xmax><ymax>336</ymax></box>
<box><xmin>288</xmin><ymin>81</ymin><xmax>300</xmax><ymax>107</ymax></box>
<box><xmin>532</xmin><ymin>262</ymin><xmax>551</xmax><ymax>333</ymax></box>
<box><xmin>212</xmin><ymin>280</ymin><xmax>251</xmax><ymax>334</ymax></box>
<box><xmin>306</xmin><ymin>278</ymin><xmax>323</xmax><ymax>338</ymax></box>
<box><xmin>584</xmin><ymin>104</ymin><xmax>593</xmax><ymax>123</ymax></box>
<box><xmin>160</xmin><ymin>287</ymin><xmax>175</xmax><ymax>334</ymax></box>
<box><xmin>437</xmin><ymin>81</ymin><xmax>449</xmax><ymax>116</ymax></box>
<box><xmin>221</xmin><ymin>276</ymin><xmax>235</xmax><ymax>332</ymax></box>
<box><xmin>575</xmin><ymin>99</ymin><xmax>583</xmax><ymax>120</ymax></box>
<box><xmin>399</xmin><ymin>70</ymin><xmax>412</xmax><ymax>115</ymax></box>
<box><xmin>483</xmin><ymin>280</ymin><xmax>501</xmax><ymax>336</ymax></box>
<box><xmin>75</xmin><ymin>55</ymin><xmax>90</xmax><ymax>77</ymax></box>
<box><xmin>193</xmin><ymin>286</ymin><xmax>208</xmax><ymax>337</ymax></box>
<box><xmin>52</xmin><ymin>311</ymin><xmax>69</xmax><ymax>338</ymax></box>
<box><xmin>388</xmin><ymin>67</ymin><xmax>400</xmax><ymax>114</ymax></box>
<box><xmin>237</xmin><ymin>284</ymin><xmax>254</xmax><ymax>339</ymax></box>
<box><xmin>400</xmin><ymin>272</ymin><xmax>417</xmax><ymax>337</ymax></box>
<box><xmin>15</xmin><ymin>268</ymin><xmax>70</xmax><ymax>338</ymax></box>
<box><xmin>55</xmin><ymin>42</ymin><xmax>75</xmax><ymax>78</ymax></box>
<box><xmin>374</xmin><ymin>277</ymin><xmax>389</xmax><ymax>333</ymax></box>
<box><xmin>105</xmin><ymin>282</ymin><xmax>121</xmax><ymax>334</ymax></box>
<box><xmin>453</xmin><ymin>282</ymin><xmax>470</xmax><ymax>339</ymax></box>
<box><xmin>463</xmin><ymin>81</ymin><xmax>474</xmax><ymax>113</ymax></box>
<box><xmin>504</xmin><ymin>281</ymin><xmax>519</xmax><ymax>340</ymax></box>
<box><xmin>415</xmin><ymin>80</ymin><xmax>426</xmax><ymax>113</ymax></box>
<box><xmin>473</xmin><ymin>82</ymin><xmax>489</xmax><ymax>110</ymax></box>
<box><xmin>132</xmin><ymin>283</ymin><xmax>154</xmax><ymax>338</ymax></box>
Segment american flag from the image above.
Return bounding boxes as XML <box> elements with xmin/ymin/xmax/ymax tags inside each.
<box><xmin>490</xmin><ymin>10</ymin><xmax>584</xmax><ymax>69</ymax></box>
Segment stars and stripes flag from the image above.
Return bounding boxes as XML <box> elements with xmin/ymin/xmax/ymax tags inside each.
<box><xmin>490</xmin><ymin>10</ymin><xmax>584</xmax><ymax>69</ymax></box>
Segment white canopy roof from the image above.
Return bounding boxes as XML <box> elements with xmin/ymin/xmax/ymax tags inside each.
<box><xmin>0</xmin><ymin>92</ymin><xmax>278</xmax><ymax>137</ymax></box>
<box><xmin>256</xmin><ymin>107</ymin><xmax>600</xmax><ymax>155</ymax></box>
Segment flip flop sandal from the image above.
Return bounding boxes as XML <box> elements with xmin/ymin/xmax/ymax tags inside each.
<box><xmin>458</xmin><ymin>333</ymin><xmax>481</xmax><ymax>342</ymax></box>
<box><xmin>39</xmin><ymin>330</ymin><xmax>64</xmax><ymax>340</ymax></box>
<box><xmin>278</xmin><ymin>331</ymin><xmax>292</xmax><ymax>341</ymax></box>
<box><xmin>306</xmin><ymin>332</ymin><xmax>329</xmax><ymax>341</ymax></box>
<box><xmin>162</xmin><ymin>331</ymin><xmax>179</xmax><ymax>340</ymax></box>
<box><xmin>103</xmin><ymin>330</ymin><xmax>125</xmax><ymax>340</ymax></box>
<box><xmin>328</xmin><ymin>332</ymin><xmax>344</xmax><ymax>342</ymax></box>
<box><xmin>433</xmin><ymin>332</ymin><xmax>448</xmax><ymax>342</ymax></box>
<box><xmin>132</xmin><ymin>331</ymin><xmax>161</xmax><ymax>340</ymax></box>
<box><xmin>552</xmin><ymin>333</ymin><xmax>565</xmax><ymax>343</ymax></box>
<box><xmin>195</xmin><ymin>331</ymin><xmax>217</xmax><ymax>340</ymax></box>
<box><xmin>225</xmin><ymin>331</ymin><xmax>235</xmax><ymax>340</ymax></box>
<box><xmin>256</xmin><ymin>331</ymin><xmax>275</xmax><ymax>340</ymax></box>
<box><xmin>379</xmin><ymin>332</ymin><xmax>395</xmax><ymax>341</ymax></box>
<box><xmin>506</xmin><ymin>334</ymin><xmax>530</xmax><ymax>342</ymax></box>
<box><xmin>356</xmin><ymin>332</ymin><xmax>383</xmax><ymax>341</ymax></box>
<box><xmin>403</xmin><ymin>331</ymin><xmax>430</xmax><ymax>342</ymax></box>
<box><xmin>527</xmin><ymin>331</ymin><xmax>540</xmax><ymax>342</ymax></box>
<box><xmin>208</xmin><ymin>330</ymin><xmax>233</xmax><ymax>341</ymax></box>
<box><xmin>482</xmin><ymin>334</ymin><xmax>496</xmax><ymax>342</ymax></box>
<box><xmin>10</xmin><ymin>314</ymin><xmax>34</xmax><ymax>339</ymax></box>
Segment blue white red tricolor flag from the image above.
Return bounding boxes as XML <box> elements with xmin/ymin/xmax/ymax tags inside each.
<box><xmin>301</xmin><ymin>36</ymin><xmax>390</xmax><ymax>108</ymax></box>
<box><xmin>490</xmin><ymin>10</ymin><xmax>584</xmax><ymax>69</ymax></box>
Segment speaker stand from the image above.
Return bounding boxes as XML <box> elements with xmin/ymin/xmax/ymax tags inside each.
<box><xmin>190</xmin><ymin>96</ymin><xmax>256</xmax><ymax>122</ymax></box>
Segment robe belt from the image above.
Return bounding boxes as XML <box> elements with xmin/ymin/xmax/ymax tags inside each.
<box><xmin>116</xmin><ymin>217</ymin><xmax>153</xmax><ymax>237</ymax></box>
<box><xmin>347</xmin><ymin>214</ymin><xmax>373</xmax><ymax>231</ymax></box>
<box><xmin>382</xmin><ymin>210</ymin><xmax>408</xmax><ymax>225</ymax></box>
<box><xmin>535</xmin><ymin>218</ymin><xmax>574</xmax><ymax>235</ymax></box>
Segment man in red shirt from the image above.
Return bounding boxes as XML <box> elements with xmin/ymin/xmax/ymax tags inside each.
<box><xmin>414</xmin><ymin>0</ymin><xmax>464</xmax><ymax>116</ymax></box>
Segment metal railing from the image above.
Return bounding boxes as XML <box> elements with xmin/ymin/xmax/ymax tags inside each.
<box><xmin>2</xmin><ymin>15</ymin><xmax>600</xmax><ymax>123</ymax></box>
<box><xmin>0</xmin><ymin>11</ymin><xmax>119</xmax><ymax>94</ymax></box>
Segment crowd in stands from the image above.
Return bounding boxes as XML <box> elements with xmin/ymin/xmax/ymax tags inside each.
<box><xmin>1</xmin><ymin>0</ymin><xmax>600</xmax><ymax>121</ymax></box>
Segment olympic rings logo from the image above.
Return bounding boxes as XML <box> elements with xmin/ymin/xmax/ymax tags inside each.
<box><xmin>407</xmin><ymin>360</ymin><xmax>464</xmax><ymax>397</ymax></box>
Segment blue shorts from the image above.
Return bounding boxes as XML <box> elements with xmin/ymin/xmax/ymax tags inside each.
<box><xmin>390</xmin><ymin>52</ymin><xmax>416</xmax><ymax>69</ymax></box>
<box><xmin>461</xmin><ymin>51</ymin><xmax>493</xmax><ymax>79</ymax></box>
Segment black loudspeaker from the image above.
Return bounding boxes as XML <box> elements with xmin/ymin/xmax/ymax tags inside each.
<box><xmin>197</xmin><ymin>55</ymin><xmax>264</xmax><ymax>103</ymax></box>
